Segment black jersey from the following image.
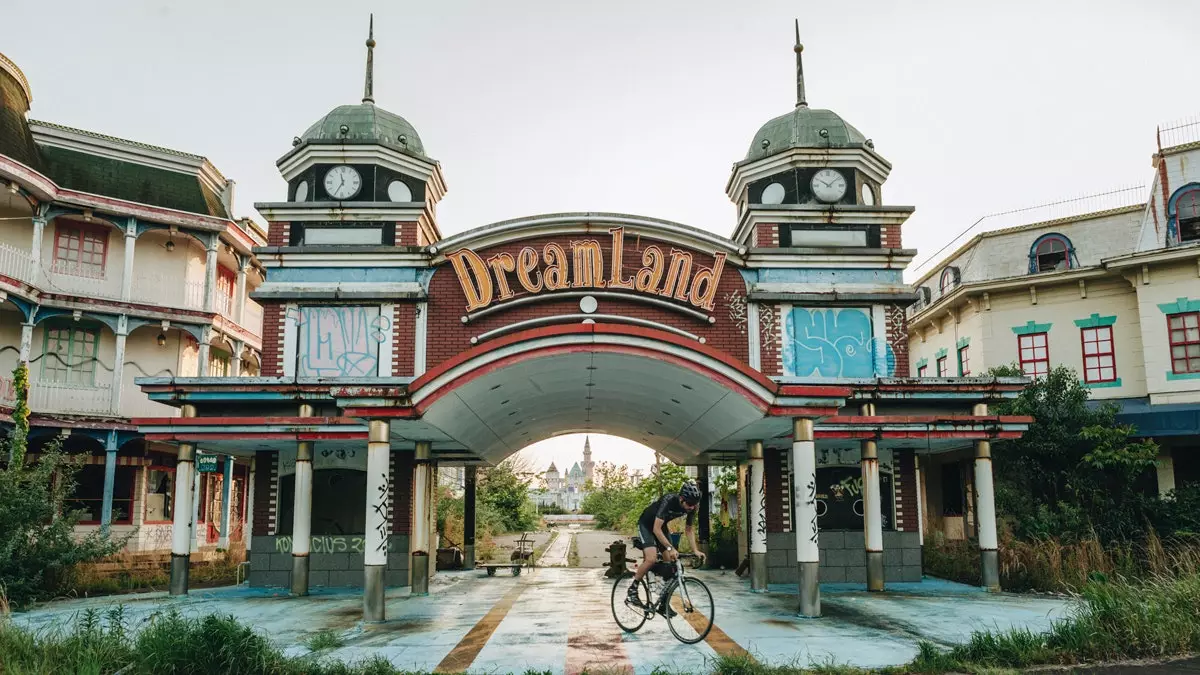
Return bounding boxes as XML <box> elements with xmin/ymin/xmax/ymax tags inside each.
<box><xmin>638</xmin><ymin>493</ymin><xmax>695</xmax><ymax>529</ymax></box>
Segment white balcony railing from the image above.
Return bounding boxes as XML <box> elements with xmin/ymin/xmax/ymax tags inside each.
<box><xmin>120</xmin><ymin>388</ymin><xmax>180</xmax><ymax>419</ymax></box>
<box><xmin>242</xmin><ymin>300</ymin><xmax>263</xmax><ymax>336</ymax></box>
<box><xmin>28</xmin><ymin>379</ymin><xmax>113</xmax><ymax>415</ymax></box>
<box><xmin>131</xmin><ymin>275</ymin><xmax>205</xmax><ymax>311</ymax></box>
<box><xmin>0</xmin><ymin>242</ymin><xmax>35</xmax><ymax>285</ymax></box>
<box><xmin>47</xmin><ymin>262</ymin><xmax>120</xmax><ymax>300</ymax></box>
<box><xmin>214</xmin><ymin>292</ymin><xmax>233</xmax><ymax>319</ymax></box>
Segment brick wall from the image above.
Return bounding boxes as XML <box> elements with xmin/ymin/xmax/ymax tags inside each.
<box><xmin>267</xmin><ymin>221</ymin><xmax>289</xmax><ymax>247</ymax></box>
<box><xmin>893</xmin><ymin>450</ymin><xmax>918</xmax><ymax>533</ymax></box>
<box><xmin>758</xmin><ymin>303</ymin><xmax>783</xmax><ymax>376</ymax></box>
<box><xmin>395</xmin><ymin>221</ymin><xmax>419</xmax><ymax>247</ymax></box>
<box><xmin>252</xmin><ymin>450</ymin><xmax>277</xmax><ymax>536</ymax></box>
<box><xmin>425</xmin><ymin>234</ymin><xmax>751</xmax><ymax>370</ymax></box>
<box><xmin>885</xmin><ymin>304</ymin><xmax>910</xmax><ymax>377</ymax></box>
<box><xmin>391</xmin><ymin>452</ymin><xmax>413</xmax><ymax>535</ymax></box>
<box><xmin>753</xmin><ymin>223</ymin><xmax>779</xmax><ymax>248</ymax></box>
<box><xmin>392</xmin><ymin>304</ymin><xmax>415</xmax><ymax>376</ymax></box>
<box><xmin>881</xmin><ymin>223</ymin><xmax>902</xmax><ymax>249</ymax></box>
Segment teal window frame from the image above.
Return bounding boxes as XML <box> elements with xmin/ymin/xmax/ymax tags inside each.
<box><xmin>40</xmin><ymin>322</ymin><xmax>101</xmax><ymax>385</ymax></box>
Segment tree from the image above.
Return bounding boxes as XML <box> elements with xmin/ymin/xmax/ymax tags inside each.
<box><xmin>989</xmin><ymin>364</ymin><xmax>1159</xmax><ymax>542</ymax></box>
<box><xmin>477</xmin><ymin>458</ymin><xmax>538</xmax><ymax>533</ymax></box>
<box><xmin>0</xmin><ymin>363</ymin><xmax>121</xmax><ymax>607</ymax></box>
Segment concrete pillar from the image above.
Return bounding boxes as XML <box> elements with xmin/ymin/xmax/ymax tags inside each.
<box><xmin>1157</xmin><ymin>452</ymin><xmax>1176</xmax><ymax>497</ymax></box>
<box><xmin>861</xmin><ymin>439</ymin><xmax>884</xmax><ymax>592</ymax></box>
<box><xmin>364</xmin><ymin>420</ymin><xmax>390</xmax><ymax>622</ymax></box>
<box><xmin>736</xmin><ymin>462</ymin><xmax>748</xmax><ymax>566</ymax></box>
<box><xmin>197</xmin><ymin>328</ymin><xmax>211</xmax><ymax>376</ymax></box>
<box><xmin>18</xmin><ymin>323</ymin><xmax>33</xmax><ymax>363</ymax></box>
<box><xmin>464</xmin><ymin>465</ymin><xmax>477</xmax><ymax>568</ymax></box>
<box><xmin>110</xmin><ymin>318</ymin><xmax>127</xmax><ymax>414</ymax></box>
<box><xmin>30</xmin><ymin>215</ymin><xmax>45</xmax><ymax>286</ymax></box>
<box><xmin>121</xmin><ymin>220</ymin><xmax>137</xmax><ymax>302</ymax></box>
<box><xmin>792</xmin><ymin>417</ymin><xmax>819</xmax><ymax>617</ymax></box>
<box><xmin>292</xmin><ymin>403</ymin><xmax>315</xmax><ymax>596</ymax></box>
<box><xmin>234</xmin><ymin>255</ymin><xmax>248</xmax><ymax>325</ymax></box>
<box><xmin>747</xmin><ymin>441</ymin><xmax>767</xmax><ymax>591</ymax></box>
<box><xmin>697</xmin><ymin>466</ymin><xmax>710</xmax><ymax>558</ymax></box>
<box><xmin>203</xmin><ymin>240</ymin><xmax>219</xmax><ymax>313</ymax></box>
<box><xmin>169</xmin><ymin>404</ymin><xmax>198</xmax><ymax>596</ymax></box>
<box><xmin>100</xmin><ymin>430</ymin><xmax>118</xmax><ymax>532</ymax></box>
<box><xmin>412</xmin><ymin>441</ymin><xmax>432</xmax><ymax>596</ymax></box>
<box><xmin>974</xmin><ymin>403</ymin><xmax>1000</xmax><ymax>592</ymax></box>
<box><xmin>246</xmin><ymin>458</ymin><xmax>256</xmax><ymax>552</ymax></box>
<box><xmin>219</xmin><ymin>455</ymin><xmax>234</xmax><ymax>549</ymax></box>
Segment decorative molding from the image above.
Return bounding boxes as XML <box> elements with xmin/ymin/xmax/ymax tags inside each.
<box><xmin>1166</xmin><ymin>371</ymin><xmax>1200</xmax><ymax>381</ymax></box>
<box><xmin>914</xmin><ymin>357</ymin><xmax>928</xmax><ymax>369</ymax></box>
<box><xmin>1073</xmin><ymin>313</ymin><xmax>1117</xmax><ymax>328</ymax></box>
<box><xmin>956</xmin><ymin>336</ymin><xmax>971</xmax><ymax>349</ymax></box>
<box><xmin>1011</xmin><ymin>320</ymin><xmax>1052</xmax><ymax>336</ymax></box>
<box><xmin>934</xmin><ymin>348</ymin><xmax>948</xmax><ymax>359</ymax></box>
<box><xmin>1157</xmin><ymin>297</ymin><xmax>1200</xmax><ymax>314</ymax></box>
<box><xmin>1081</xmin><ymin>378</ymin><xmax>1123</xmax><ymax>388</ymax></box>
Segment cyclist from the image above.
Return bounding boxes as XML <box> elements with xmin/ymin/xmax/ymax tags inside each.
<box><xmin>627</xmin><ymin>480</ymin><xmax>707</xmax><ymax>607</ymax></box>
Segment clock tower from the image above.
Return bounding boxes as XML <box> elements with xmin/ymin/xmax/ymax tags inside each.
<box><xmin>256</xmin><ymin>15</ymin><xmax>447</xmax><ymax>248</ymax></box>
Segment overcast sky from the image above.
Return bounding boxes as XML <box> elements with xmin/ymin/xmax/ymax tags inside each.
<box><xmin>6</xmin><ymin>0</ymin><xmax>1200</xmax><ymax>476</ymax></box>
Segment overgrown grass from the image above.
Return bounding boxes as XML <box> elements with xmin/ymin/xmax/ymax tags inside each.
<box><xmin>305</xmin><ymin>629</ymin><xmax>346</xmax><ymax>652</ymax></box>
<box><xmin>59</xmin><ymin>548</ymin><xmax>246</xmax><ymax>599</ymax></box>
<box><xmin>568</xmin><ymin>532</ymin><xmax>580</xmax><ymax>567</ymax></box>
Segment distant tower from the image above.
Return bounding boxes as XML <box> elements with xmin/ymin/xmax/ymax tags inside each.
<box><xmin>546</xmin><ymin>462</ymin><xmax>560</xmax><ymax>491</ymax></box>
<box><xmin>582</xmin><ymin>435</ymin><xmax>594</xmax><ymax>483</ymax></box>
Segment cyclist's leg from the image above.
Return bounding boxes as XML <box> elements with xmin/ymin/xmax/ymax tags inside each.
<box><xmin>629</xmin><ymin>521</ymin><xmax>657</xmax><ymax>603</ymax></box>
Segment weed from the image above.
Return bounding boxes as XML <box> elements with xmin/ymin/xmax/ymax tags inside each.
<box><xmin>305</xmin><ymin>629</ymin><xmax>346</xmax><ymax>651</ymax></box>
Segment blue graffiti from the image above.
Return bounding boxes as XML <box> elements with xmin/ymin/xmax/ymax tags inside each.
<box><xmin>298</xmin><ymin>307</ymin><xmax>389</xmax><ymax>377</ymax></box>
<box><xmin>785</xmin><ymin>308</ymin><xmax>875</xmax><ymax>378</ymax></box>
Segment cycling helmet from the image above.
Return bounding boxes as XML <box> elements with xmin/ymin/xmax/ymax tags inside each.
<box><xmin>679</xmin><ymin>480</ymin><xmax>702</xmax><ymax>505</ymax></box>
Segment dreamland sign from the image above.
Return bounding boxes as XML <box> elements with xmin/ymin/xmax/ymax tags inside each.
<box><xmin>447</xmin><ymin>227</ymin><xmax>728</xmax><ymax>313</ymax></box>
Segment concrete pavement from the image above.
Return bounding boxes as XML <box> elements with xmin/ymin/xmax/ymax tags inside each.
<box><xmin>10</xmin><ymin>568</ymin><xmax>1070</xmax><ymax>673</ymax></box>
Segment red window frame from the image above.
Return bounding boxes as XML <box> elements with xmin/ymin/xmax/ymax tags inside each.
<box><xmin>216</xmin><ymin>266</ymin><xmax>236</xmax><ymax>300</ymax></box>
<box><xmin>1168</xmin><ymin>311</ymin><xmax>1200</xmax><ymax>374</ymax></box>
<box><xmin>917</xmin><ymin>365</ymin><xmax>928</xmax><ymax>377</ymax></box>
<box><xmin>1081</xmin><ymin>326</ymin><xmax>1117</xmax><ymax>383</ymax></box>
<box><xmin>1018</xmin><ymin>332</ymin><xmax>1050</xmax><ymax>377</ymax></box>
<box><xmin>958</xmin><ymin>345</ymin><xmax>970</xmax><ymax>376</ymax></box>
<box><xmin>52</xmin><ymin>221</ymin><xmax>109</xmax><ymax>277</ymax></box>
<box><xmin>936</xmin><ymin>356</ymin><xmax>948</xmax><ymax>377</ymax></box>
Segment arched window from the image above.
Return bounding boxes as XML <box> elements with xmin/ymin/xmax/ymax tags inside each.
<box><xmin>1029</xmin><ymin>234</ymin><xmax>1073</xmax><ymax>273</ymax></box>
<box><xmin>939</xmin><ymin>267</ymin><xmax>960</xmax><ymax>294</ymax></box>
<box><xmin>1171</xmin><ymin>187</ymin><xmax>1200</xmax><ymax>245</ymax></box>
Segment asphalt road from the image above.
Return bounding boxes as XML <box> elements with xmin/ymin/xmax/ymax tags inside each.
<box><xmin>573</xmin><ymin>529</ymin><xmax>624</xmax><ymax>568</ymax></box>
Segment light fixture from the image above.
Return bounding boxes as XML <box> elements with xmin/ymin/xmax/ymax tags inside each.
<box><xmin>157</xmin><ymin>333</ymin><xmax>167</xmax><ymax>347</ymax></box>
<box><xmin>165</xmin><ymin>240</ymin><xmax>176</xmax><ymax>252</ymax></box>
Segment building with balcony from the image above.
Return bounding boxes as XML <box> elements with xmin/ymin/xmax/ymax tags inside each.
<box><xmin>907</xmin><ymin>119</ymin><xmax>1200</xmax><ymax>540</ymax></box>
<box><xmin>0</xmin><ymin>50</ymin><xmax>265</xmax><ymax>552</ymax></box>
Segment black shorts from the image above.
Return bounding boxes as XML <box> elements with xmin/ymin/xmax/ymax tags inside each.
<box><xmin>637</xmin><ymin>520</ymin><xmax>662</xmax><ymax>550</ymax></box>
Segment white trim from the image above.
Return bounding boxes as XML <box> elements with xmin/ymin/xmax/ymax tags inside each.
<box><xmin>378</xmin><ymin>303</ymin><xmax>395</xmax><ymax>377</ymax></box>
<box><xmin>254</xmin><ymin>203</ymin><xmax>428</xmax><ymax>223</ymax></box>
<box><xmin>414</xmin><ymin>301</ymin><xmax>428</xmax><ymax>376</ymax></box>
<box><xmin>736</xmin><ymin>206</ymin><xmax>915</xmax><ymax>248</ymax></box>
<box><xmin>747</xmin><ymin>302</ymin><xmax>761</xmax><ymax>371</ymax></box>
<box><xmin>282</xmin><ymin>303</ymin><xmax>298</xmax><ymax>378</ymax></box>
<box><xmin>872</xmin><ymin>304</ymin><xmax>887</xmax><ymax>375</ymax></box>
<box><xmin>726</xmin><ymin>146</ymin><xmax>894</xmax><ymax>204</ymax></box>
<box><xmin>276</xmin><ymin>145</ymin><xmax>447</xmax><ymax>202</ymax></box>
<box><xmin>469</xmin><ymin>314</ymin><xmax>705</xmax><ymax>345</ymax></box>
<box><xmin>256</xmin><ymin>252</ymin><xmax>430</xmax><ymax>267</ymax></box>
<box><xmin>744</xmin><ymin>252</ymin><xmax>915</xmax><ymax>268</ymax></box>
<box><xmin>254</xmin><ymin>281</ymin><xmax>425</xmax><ymax>296</ymax></box>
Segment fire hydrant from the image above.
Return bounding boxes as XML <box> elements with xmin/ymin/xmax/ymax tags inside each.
<box><xmin>603</xmin><ymin>540</ymin><xmax>628</xmax><ymax>578</ymax></box>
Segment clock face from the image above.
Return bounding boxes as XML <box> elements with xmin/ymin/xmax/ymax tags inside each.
<box><xmin>324</xmin><ymin>165</ymin><xmax>362</xmax><ymax>200</ymax></box>
<box><xmin>810</xmin><ymin>169</ymin><xmax>847</xmax><ymax>204</ymax></box>
<box><xmin>861</xmin><ymin>183</ymin><xmax>876</xmax><ymax>206</ymax></box>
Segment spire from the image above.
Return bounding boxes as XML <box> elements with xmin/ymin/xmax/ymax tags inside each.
<box><xmin>362</xmin><ymin>14</ymin><xmax>376</xmax><ymax>104</ymax></box>
<box><xmin>583</xmin><ymin>435</ymin><xmax>591</xmax><ymax>456</ymax></box>
<box><xmin>794</xmin><ymin>19</ymin><xmax>807</xmax><ymax>109</ymax></box>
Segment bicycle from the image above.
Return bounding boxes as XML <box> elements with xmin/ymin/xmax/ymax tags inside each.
<box><xmin>609</xmin><ymin>538</ymin><xmax>714</xmax><ymax>644</ymax></box>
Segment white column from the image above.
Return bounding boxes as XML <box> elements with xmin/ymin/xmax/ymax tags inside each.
<box><xmin>29</xmin><ymin>215</ymin><xmax>45</xmax><ymax>286</ymax></box>
<box><xmin>364</xmin><ymin>420</ymin><xmax>391</xmax><ymax>622</ymax></box>
<box><xmin>219</xmin><ymin>455</ymin><xmax>234</xmax><ymax>549</ymax></box>
<box><xmin>792</xmin><ymin>417</ymin><xmax>819</xmax><ymax>617</ymax></box>
<box><xmin>292</xmin><ymin>402</ymin><xmax>315</xmax><ymax>595</ymax></box>
<box><xmin>862</xmin><ymin>439</ymin><xmax>884</xmax><ymax>591</ymax></box>
<box><xmin>231</xmin><ymin>340</ymin><xmax>244</xmax><ymax>377</ymax></box>
<box><xmin>110</xmin><ymin>316</ymin><xmax>128</xmax><ymax>414</ymax></box>
<box><xmin>198</xmin><ymin>327</ymin><xmax>212</xmax><ymax>376</ymax></box>
<box><xmin>974</xmin><ymin>404</ymin><xmax>1000</xmax><ymax>591</ymax></box>
<box><xmin>169</xmin><ymin>404</ymin><xmax>197</xmax><ymax>596</ymax></box>
<box><xmin>234</xmin><ymin>256</ymin><xmax>248</xmax><ymax>325</ymax></box>
<box><xmin>747</xmin><ymin>440</ymin><xmax>767</xmax><ymax>591</ymax></box>
<box><xmin>121</xmin><ymin>219</ymin><xmax>137</xmax><ymax>302</ymax></box>
<box><xmin>203</xmin><ymin>239</ymin><xmax>219</xmax><ymax>313</ymax></box>
<box><xmin>246</xmin><ymin>458</ymin><xmax>256</xmax><ymax>553</ymax></box>
<box><xmin>19</xmin><ymin>323</ymin><xmax>33</xmax><ymax>363</ymax></box>
<box><xmin>411</xmin><ymin>441</ymin><xmax>432</xmax><ymax>595</ymax></box>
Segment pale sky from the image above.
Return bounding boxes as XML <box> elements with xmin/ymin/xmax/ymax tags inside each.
<box><xmin>5</xmin><ymin>0</ymin><xmax>1200</xmax><ymax>470</ymax></box>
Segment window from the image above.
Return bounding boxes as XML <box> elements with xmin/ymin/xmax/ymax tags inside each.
<box><xmin>781</xmin><ymin>224</ymin><xmax>879</xmax><ymax>248</ymax></box>
<box><xmin>917</xmin><ymin>365</ymin><xmax>928</xmax><ymax>377</ymax></box>
<box><xmin>1081</xmin><ymin>326</ymin><xmax>1117</xmax><ymax>383</ymax></box>
<box><xmin>1030</xmin><ymin>234</ymin><xmax>1073</xmax><ymax>273</ymax></box>
<box><xmin>145</xmin><ymin>467</ymin><xmax>174</xmax><ymax>522</ymax></box>
<box><xmin>208</xmin><ymin>349</ymin><xmax>232</xmax><ymax>377</ymax></box>
<box><xmin>1176</xmin><ymin>189</ymin><xmax>1200</xmax><ymax>243</ymax></box>
<box><xmin>936</xmin><ymin>356</ymin><xmax>948</xmax><ymax>377</ymax></box>
<box><xmin>941</xmin><ymin>462</ymin><xmax>964</xmax><ymax>516</ymax></box>
<box><xmin>68</xmin><ymin>464</ymin><xmax>135</xmax><ymax>524</ymax></box>
<box><xmin>1018</xmin><ymin>332</ymin><xmax>1050</xmax><ymax>377</ymax></box>
<box><xmin>939</xmin><ymin>267</ymin><xmax>960</xmax><ymax>294</ymax></box>
<box><xmin>53</xmin><ymin>221</ymin><xmax>108</xmax><ymax>277</ymax></box>
<box><xmin>1168</xmin><ymin>312</ymin><xmax>1200</xmax><ymax>374</ymax></box>
<box><xmin>41</xmin><ymin>323</ymin><xmax>100</xmax><ymax>385</ymax></box>
<box><xmin>215</xmin><ymin>266</ymin><xmax>235</xmax><ymax>315</ymax></box>
<box><xmin>958</xmin><ymin>345</ymin><xmax>970</xmax><ymax>376</ymax></box>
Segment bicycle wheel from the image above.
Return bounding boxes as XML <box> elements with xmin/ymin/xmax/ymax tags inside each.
<box><xmin>611</xmin><ymin>575</ymin><xmax>649</xmax><ymax>633</ymax></box>
<box><xmin>665</xmin><ymin>577</ymin><xmax>714</xmax><ymax>644</ymax></box>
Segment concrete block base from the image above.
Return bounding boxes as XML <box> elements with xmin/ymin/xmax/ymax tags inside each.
<box><xmin>291</xmin><ymin>555</ymin><xmax>309</xmax><ymax>596</ymax></box>
<box><xmin>169</xmin><ymin>554</ymin><xmax>189</xmax><ymax>596</ymax></box>
<box><xmin>867</xmin><ymin>551</ymin><xmax>885</xmax><ymax>592</ymax></box>
<box><xmin>364</xmin><ymin>565</ymin><xmax>385</xmax><ymax>622</ymax></box>
<box><xmin>411</xmin><ymin>553</ymin><xmax>429</xmax><ymax>596</ymax></box>
<box><xmin>981</xmin><ymin>549</ymin><xmax>1000</xmax><ymax>591</ymax></box>
<box><xmin>798</xmin><ymin>561</ymin><xmax>820</xmax><ymax>617</ymax></box>
<box><xmin>464</xmin><ymin>544</ymin><xmax>475</xmax><ymax>569</ymax></box>
<box><xmin>750</xmin><ymin>552</ymin><xmax>767</xmax><ymax>591</ymax></box>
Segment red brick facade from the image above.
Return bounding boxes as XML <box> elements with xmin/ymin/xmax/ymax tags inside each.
<box><xmin>893</xmin><ymin>449</ymin><xmax>918</xmax><ymax>533</ymax></box>
<box><xmin>391</xmin><ymin>452</ymin><xmax>413</xmax><ymax>534</ymax></box>
<box><xmin>753</xmin><ymin>223</ymin><xmax>779</xmax><ymax>248</ymax></box>
<box><xmin>267</xmin><ymin>222</ymin><xmax>290</xmax><ymax>247</ymax></box>
<box><xmin>763</xmin><ymin>448</ymin><xmax>791</xmax><ymax>533</ymax></box>
<box><xmin>252</xmin><ymin>450</ymin><xmax>278</xmax><ymax>536</ymax></box>
<box><xmin>885</xmin><ymin>304</ymin><xmax>910</xmax><ymax>377</ymax></box>
<box><xmin>392</xmin><ymin>304</ymin><xmax>416</xmax><ymax>376</ymax></box>
<box><xmin>757</xmin><ymin>303</ymin><xmax>783</xmax><ymax>376</ymax></box>
<box><xmin>425</xmin><ymin>234</ymin><xmax>751</xmax><ymax>370</ymax></box>
<box><xmin>395</xmin><ymin>221</ymin><xmax>419</xmax><ymax>247</ymax></box>
<box><xmin>880</xmin><ymin>223</ymin><xmax>902</xmax><ymax>249</ymax></box>
<box><xmin>260</xmin><ymin>302</ymin><xmax>285</xmax><ymax>377</ymax></box>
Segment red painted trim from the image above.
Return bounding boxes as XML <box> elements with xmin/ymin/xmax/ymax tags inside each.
<box><xmin>765</xmin><ymin>406</ymin><xmax>842</xmax><ymax>418</ymax></box>
<box><xmin>145</xmin><ymin>432</ymin><xmax>367</xmax><ymax>442</ymax></box>
<box><xmin>340</xmin><ymin>407</ymin><xmax>419</xmax><ymax>418</ymax></box>
<box><xmin>132</xmin><ymin>416</ymin><xmax>364</xmax><ymax>426</ymax></box>
<box><xmin>815</xmin><ymin>430</ymin><xmax>1026</xmax><ymax>440</ymax></box>
<box><xmin>776</xmin><ymin>384</ymin><xmax>854</xmax><ymax>398</ymax></box>
<box><xmin>51</xmin><ymin>218</ymin><xmax>110</xmax><ymax>275</ymax></box>
<box><xmin>830</xmin><ymin>415</ymin><xmax>1034</xmax><ymax>425</ymax></box>
<box><xmin>1080</xmin><ymin>325</ymin><xmax>1118</xmax><ymax>384</ymax></box>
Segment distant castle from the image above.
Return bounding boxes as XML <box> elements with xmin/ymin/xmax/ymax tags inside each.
<box><xmin>532</xmin><ymin>436</ymin><xmax>595</xmax><ymax>512</ymax></box>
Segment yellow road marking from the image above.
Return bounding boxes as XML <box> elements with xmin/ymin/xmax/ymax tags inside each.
<box><xmin>671</xmin><ymin>585</ymin><xmax>757</xmax><ymax>661</ymax></box>
<box><xmin>434</xmin><ymin>581</ymin><xmax>527</xmax><ymax>674</ymax></box>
